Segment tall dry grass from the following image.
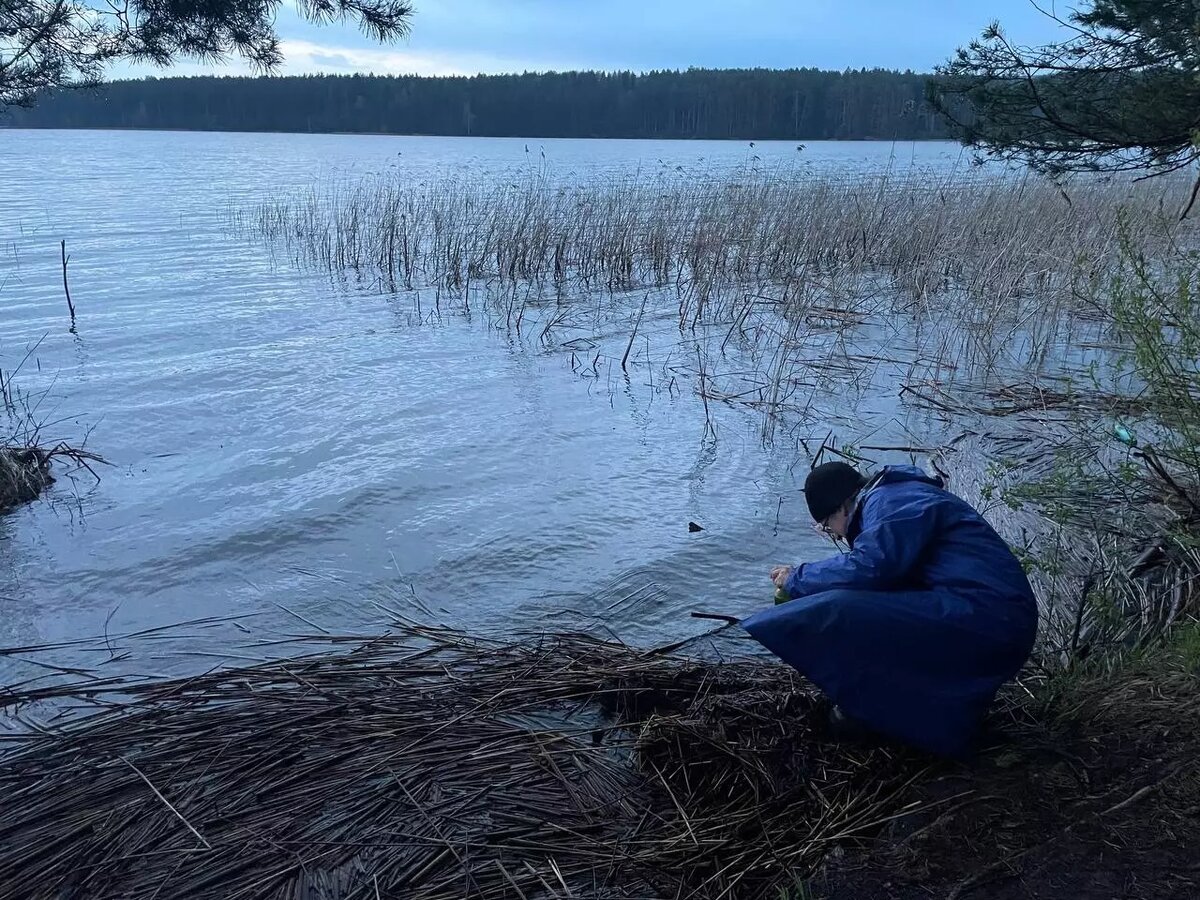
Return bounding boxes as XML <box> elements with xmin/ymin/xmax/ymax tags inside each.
<box><xmin>242</xmin><ymin>170</ymin><xmax>1192</xmax><ymax>335</ymax></box>
<box><xmin>235</xmin><ymin>169</ymin><xmax>1198</xmax><ymax>449</ymax></box>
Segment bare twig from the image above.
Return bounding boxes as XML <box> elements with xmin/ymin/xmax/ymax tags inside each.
<box><xmin>61</xmin><ymin>239</ymin><xmax>75</xmax><ymax>325</ymax></box>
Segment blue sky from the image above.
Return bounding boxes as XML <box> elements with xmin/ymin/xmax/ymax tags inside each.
<box><xmin>115</xmin><ymin>1</ymin><xmax>1070</xmax><ymax>78</ymax></box>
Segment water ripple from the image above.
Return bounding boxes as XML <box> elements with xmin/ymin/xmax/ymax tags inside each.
<box><xmin>0</xmin><ymin>130</ymin><xmax>962</xmax><ymax>663</ymax></box>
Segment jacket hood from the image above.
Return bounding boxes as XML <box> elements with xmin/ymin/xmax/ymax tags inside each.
<box><xmin>845</xmin><ymin>466</ymin><xmax>944</xmax><ymax>545</ymax></box>
<box><xmin>873</xmin><ymin>465</ymin><xmax>944</xmax><ymax>489</ymax></box>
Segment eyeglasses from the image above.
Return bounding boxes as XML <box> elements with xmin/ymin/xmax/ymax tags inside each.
<box><xmin>812</xmin><ymin>517</ymin><xmax>836</xmax><ymax>537</ymax></box>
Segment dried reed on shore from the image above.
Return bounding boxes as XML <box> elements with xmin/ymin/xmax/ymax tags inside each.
<box><xmin>0</xmin><ymin>625</ymin><xmax>925</xmax><ymax>900</ymax></box>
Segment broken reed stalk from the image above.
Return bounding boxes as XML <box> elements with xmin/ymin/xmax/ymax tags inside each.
<box><xmin>0</xmin><ymin>624</ymin><xmax>925</xmax><ymax>900</ymax></box>
<box><xmin>1069</xmin><ymin>570</ymin><xmax>1097</xmax><ymax>659</ymax></box>
<box><xmin>696</xmin><ymin>344</ymin><xmax>714</xmax><ymax>438</ymax></box>
<box><xmin>621</xmin><ymin>294</ymin><xmax>648</xmax><ymax>373</ymax></box>
<box><xmin>60</xmin><ymin>239</ymin><xmax>75</xmax><ymax>326</ymax></box>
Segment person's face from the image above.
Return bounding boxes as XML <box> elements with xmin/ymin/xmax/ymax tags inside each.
<box><xmin>815</xmin><ymin>502</ymin><xmax>851</xmax><ymax>540</ymax></box>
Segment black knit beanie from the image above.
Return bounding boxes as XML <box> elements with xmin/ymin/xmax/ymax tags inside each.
<box><xmin>804</xmin><ymin>461</ymin><xmax>866</xmax><ymax>522</ymax></box>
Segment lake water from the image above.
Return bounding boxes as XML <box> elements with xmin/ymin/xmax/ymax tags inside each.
<box><xmin>0</xmin><ymin>130</ymin><xmax>973</xmax><ymax>673</ymax></box>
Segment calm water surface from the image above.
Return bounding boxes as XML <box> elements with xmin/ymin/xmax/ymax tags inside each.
<box><xmin>0</xmin><ymin>130</ymin><xmax>971</xmax><ymax>673</ymax></box>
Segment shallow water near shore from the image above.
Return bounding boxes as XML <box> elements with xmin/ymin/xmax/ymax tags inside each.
<box><xmin>0</xmin><ymin>130</ymin><xmax>1079</xmax><ymax>678</ymax></box>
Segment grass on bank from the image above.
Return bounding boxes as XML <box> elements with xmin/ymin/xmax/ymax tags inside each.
<box><xmin>0</xmin><ymin>608</ymin><xmax>1195</xmax><ymax>900</ymax></box>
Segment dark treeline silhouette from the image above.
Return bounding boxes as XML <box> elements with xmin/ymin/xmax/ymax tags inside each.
<box><xmin>4</xmin><ymin>69</ymin><xmax>954</xmax><ymax>140</ymax></box>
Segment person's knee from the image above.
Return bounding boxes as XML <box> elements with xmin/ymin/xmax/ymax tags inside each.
<box><xmin>802</xmin><ymin>589</ymin><xmax>885</xmax><ymax>607</ymax></box>
<box><xmin>814</xmin><ymin>589</ymin><xmax>871</xmax><ymax>601</ymax></box>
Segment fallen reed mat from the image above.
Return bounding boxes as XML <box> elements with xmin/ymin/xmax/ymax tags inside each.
<box><xmin>0</xmin><ymin>624</ymin><xmax>924</xmax><ymax>900</ymax></box>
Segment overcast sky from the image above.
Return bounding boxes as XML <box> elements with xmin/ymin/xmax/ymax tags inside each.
<box><xmin>114</xmin><ymin>1</ymin><xmax>1070</xmax><ymax>79</ymax></box>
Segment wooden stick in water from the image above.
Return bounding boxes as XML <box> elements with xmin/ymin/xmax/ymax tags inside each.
<box><xmin>61</xmin><ymin>240</ymin><xmax>76</xmax><ymax>324</ymax></box>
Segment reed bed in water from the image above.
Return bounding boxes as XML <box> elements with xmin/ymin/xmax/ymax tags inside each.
<box><xmin>243</xmin><ymin>171</ymin><xmax>1189</xmax><ymax>329</ymax></box>
<box><xmin>0</xmin><ymin>625</ymin><xmax>927</xmax><ymax>900</ymax></box>
<box><xmin>237</xmin><ymin>171</ymin><xmax>1198</xmax><ymax>434</ymax></box>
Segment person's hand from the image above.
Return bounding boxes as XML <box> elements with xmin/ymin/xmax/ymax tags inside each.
<box><xmin>770</xmin><ymin>565</ymin><xmax>794</xmax><ymax>589</ymax></box>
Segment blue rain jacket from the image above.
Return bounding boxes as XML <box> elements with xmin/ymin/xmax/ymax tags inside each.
<box><xmin>743</xmin><ymin>466</ymin><xmax>1037</xmax><ymax>757</ymax></box>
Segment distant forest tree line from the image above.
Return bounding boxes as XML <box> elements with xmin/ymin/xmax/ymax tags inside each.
<box><xmin>3</xmin><ymin>69</ymin><xmax>956</xmax><ymax>140</ymax></box>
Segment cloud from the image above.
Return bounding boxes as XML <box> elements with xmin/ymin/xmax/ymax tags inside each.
<box><xmin>274</xmin><ymin>1</ymin><xmax>1070</xmax><ymax>75</ymax></box>
<box><xmin>274</xmin><ymin>38</ymin><xmax>544</xmax><ymax>76</ymax></box>
<box><xmin>106</xmin><ymin>37</ymin><xmax>558</xmax><ymax>82</ymax></box>
<box><xmin>106</xmin><ymin>1</ymin><xmax>1073</xmax><ymax>80</ymax></box>
<box><xmin>306</xmin><ymin>52</ymin><xmax>356</xmax><ymax>70</ymax></box>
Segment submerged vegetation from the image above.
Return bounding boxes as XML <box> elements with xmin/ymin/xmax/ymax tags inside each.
<box><xmin>239</xmin><ymin>167</ymin><xmax>1199</xmax><ymax>560</ymax></box>
<box><xmin>0</xmin><ymin>445</ymin><xmax>52</xmax><ymax>510</ymax></box>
